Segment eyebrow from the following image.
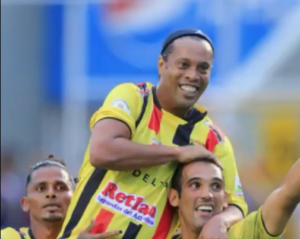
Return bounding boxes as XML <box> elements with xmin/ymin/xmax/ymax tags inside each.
<box><xmin>187</xmin><ymin>177</ymin><xmax>223</xmax><ymax>184</ymax></box>
<box><xmin>33</xmin><ymin>180</ymin><xmax>69</xmax><ymax>186</ymax></box>
<box><xmin>176</xmin><ymin>58</ymin><xmax>212</xmax><ymax>65</ymax></box>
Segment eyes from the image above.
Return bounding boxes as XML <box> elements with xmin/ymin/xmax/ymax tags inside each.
<box><xmin>189</xmin><ymin>181</ymin><xmax>222</xmax><ymax>191</ymax></box>
<box><xmin>177</xmin><ymin>61</ymin><xmax>211</xmax><ymax>72</ymax></box>
<box><xmin>36</xmin><ymin>184</ymin><xmax>68</xmax><ymax>192</ymax></box>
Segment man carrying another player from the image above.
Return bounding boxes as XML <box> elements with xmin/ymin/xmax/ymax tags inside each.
<box><xmin>169</xmin><ymin>157</ymin><xmax>300</xmax><ymax>239</ymax></box>
<box><xmin>58</xmin><ymin>29</ymin><xmax>247</xmax><ymax>239</ymax></box>
<box><xmin>1</xmin><ymin>155</ymin><xmax>121</xmax><ymax>239</ymax></box>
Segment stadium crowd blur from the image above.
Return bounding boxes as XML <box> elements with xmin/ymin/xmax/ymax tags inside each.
<box><xmin>1</xmin><ymin>1</ymin><xmax>300</xmax><ymax>239</ymax></box>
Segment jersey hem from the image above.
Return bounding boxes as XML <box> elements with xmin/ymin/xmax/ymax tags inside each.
<box><xmin>93</xmin><ymin>117</ymin><xmax>133</xmax><ymax>138</ymax></box>
<box><xmin>260</xmin><ymin>208</ymin><xmax>283</xmax><ymax>238</ymax></box>
<box><xmin>228</xmin><ymin>203</ymin><xmax>246</xmax><ymax>218</ymax></box>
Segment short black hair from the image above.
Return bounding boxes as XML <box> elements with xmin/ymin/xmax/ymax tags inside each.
<box><xmin>171</xmin><ymin>157</ymin><xmax>223</xmax><ymax>198</ymax></box>
<box><xmin>25</xmin><ymin>155</ymin><xmax>77</xmax><ymax>192</ymax></box>
<box><xmin>161</xmin><ymin>35</ymin><xmax>213</xmax><ymax>61</ymax></box>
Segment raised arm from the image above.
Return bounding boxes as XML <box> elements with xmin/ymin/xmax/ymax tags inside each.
<box><xmin>89</xmin><ymin>83</ymin><xmax>215</xmax><ymax>171</ymax></box>
<box><xmin>261</xmin><ymin>158</ymin><xmax>300</xmax><ymax>236</ymax></box>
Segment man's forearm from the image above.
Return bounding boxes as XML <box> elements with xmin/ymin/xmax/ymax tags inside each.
<box><xmin>216</xmin><ymin>205</ymin><xmax>244</xmax><ymax>229</ymax></box>
<box><xmin>90</xmin><ymin>137</ymin><xmax>179</xmax><ymax>170</ymax></box>
<box><xmin>261</xmin><ymin>159</ymin><xmax>300</xmax><ymax>236</ymax></box>
<box><xmin>262</xmin><ymin>186</ymin><xmax>298</xmax><ymax>236</ymax></box>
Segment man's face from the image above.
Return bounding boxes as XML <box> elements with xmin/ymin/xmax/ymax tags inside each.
<box><xmin>158</xmin><ymin>37</ymin><xmax>213</xmax><ymax>109</ymax></box>
<box><xmin>21</xmin><ymin>166</ymin><xmax>73</xmax><ymax>222</ymax></box>
<box><xmin>169</xmin><ymin>162</ymin><xmax>227</xmax><ymax>234</ymax></box>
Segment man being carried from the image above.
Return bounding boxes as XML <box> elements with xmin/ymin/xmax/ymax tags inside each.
<box><xmin>59</xmin><ymin>28</ymin><xmax>247</xmax><ymax>239</ymax></box>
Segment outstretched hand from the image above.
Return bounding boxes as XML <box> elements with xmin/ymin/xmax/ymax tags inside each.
<box><xmin>77</xmin><ymin>219</ymin><xmax>122</xmax><ymax>239</ymax></box>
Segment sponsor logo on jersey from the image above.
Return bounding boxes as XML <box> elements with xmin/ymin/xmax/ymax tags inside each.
<box><xmin>235</xmin><ymin>175</ymin><xmax>244</xmax><ymax>197</ymax></box>
<box><xmin>97</xmin><ymin>181</ymin><xmax>157</xmax><ymax>226</ymax></box>
<box><xmin>132</xmin><ymin>169</ymin><xmax>169</xmax><ymax>188</ymax></box>
<box><xmin>110</xmin><ymin>99</ymin><xmax>131</xmax><ymax>115</ymax></box>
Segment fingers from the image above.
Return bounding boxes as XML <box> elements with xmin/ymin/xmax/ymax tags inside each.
<box><xmin>95</xmin><ymin>230</ymin><xmax>122</xmax><ymax>239</ymax></box>
<box><xmin>207</xmin><ymin>152</ymin><xmax>223</xmax><ymax>170</ymax></box>
<box><xmin>82</xmin><ymin>219</ymin><xmax>95</xmax><ymax>234</ymax></box>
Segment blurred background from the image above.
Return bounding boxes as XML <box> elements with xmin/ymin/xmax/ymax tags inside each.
<box><xmin>1</xmin><ymin>0</ymin><xmax>300</xmax><ymax>237</ymax></box>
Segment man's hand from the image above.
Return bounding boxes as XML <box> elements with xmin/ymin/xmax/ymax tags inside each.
<box><xmin>77</xmin><ymin>219</ymin><xmax>122</xmax><ymax>239</ymax></box>
<box><xmin>198</xmin><ymin>215</ymin><xmax>228</xmax><ymax>239</ymax></box>
<box><xmin>177</xmin><ymin>145</ymin><xmax>223</xmax><ymax>169</ymax></box>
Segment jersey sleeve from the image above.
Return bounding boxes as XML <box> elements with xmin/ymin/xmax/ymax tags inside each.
<box><xmin>1</xmin><ymin>227</ymin><xmax>23</xmax><ymax>239</ymax></box>
<box><xmin>205</xmin><ymin>121</ymin><xmax>248</xmax><ymax>217</ymax></box>
<box><xmin>228</xmin><ymin>208</ymin><xmax>283</xmax><ymax>239</ymax></box>
<box><xmin>89</xmin><ymin>83</ymin><xmax>143</xmax><ymax>136</ymax></box>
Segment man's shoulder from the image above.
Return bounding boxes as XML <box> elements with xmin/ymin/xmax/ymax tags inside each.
<box><xmin>114</xmin><ymin>82</ymin><xmax>153</xmax><ymax>93</ymax></box>
<box><xmin>228</xmin><ymin>210</ymin><xmax>260</xmax><ymax>238</ymax></box>
<box><xmin>1</xmin><ymin>227</ymin><xmax>17</xmax><ymax>233</ymax></box>
<box><xmin>1</xmin><ymin>227</ymin><xmax>26</xmax><ymax>238</ymax></box>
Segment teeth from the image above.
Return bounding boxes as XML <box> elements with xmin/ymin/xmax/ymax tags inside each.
<box><xmin>180</xmin><ymin>85</ymin><xmax>197</xmax><ymax>93</ymax></box>
<box><xmin>196</xmin><ymin>205</ymin><xmax>213</xmax><ymax>212</ymax></box>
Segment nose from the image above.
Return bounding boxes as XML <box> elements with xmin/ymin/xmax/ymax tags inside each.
<box><xmin>199</xmin><ymin>185</ymin><xmax>213</xmax><ymax>201</ymax></box>
<box><xmin>185</xmin><ymin>68</ymin><xmax>200</xmax><ymax>82</ymax></box>
<box><xmin>46</xmin><ymin>187</ymin><xmax>57</xmax><ymax>199</ymax></box>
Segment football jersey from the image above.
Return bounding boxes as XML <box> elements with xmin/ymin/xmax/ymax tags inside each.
<box><xmin>1</xmin><ymin>227</ymin><xmax>33</xmax><ymax>239</ymax></box>
<box><xmin>173</xmin><ymin>207</ymin><xmax>282</xmax><ymax>239</ymax></box>
<box><xmin>58</xmin><ymin>82</ymin><xmax>247</xmax><ymax>239</ymax></box>
<box><xmin>228</xmin><ymin>207</ymin><xmax>282</xmax><ymax>239</ymax></box>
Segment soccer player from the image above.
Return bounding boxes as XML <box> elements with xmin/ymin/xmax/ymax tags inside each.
<box><xmin>58</xmin><ymin>29</ymin><xmax>247</xmax><ymax>239</ymax></box>
<box><xmin>1</xmin><ymin>156</ymin><xmax>121</xmax><ymax>239</ymax></box>
<box><xmin>169</xmin><ymin>157</ymin><xmax>300</xmax><ymax>239</ymax></box>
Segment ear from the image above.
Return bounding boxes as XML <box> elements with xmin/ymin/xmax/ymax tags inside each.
<box><xmin>168</xmin><ymin>188</ymin><xmax>180</xmax><ymax>207</ymax></box>
<box><xmin>158</xmin><ymin>55</ymin><xmax>165</xmax><ymax>76</ymax></box>
<box><xmin>21</xmin><ymin>197</ymin><xmax>30</xmax><ymax>212</ymax></box>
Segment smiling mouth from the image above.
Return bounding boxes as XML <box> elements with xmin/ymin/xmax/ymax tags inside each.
<box><xmin>179</xmin><ymin>84</ymin><xmax>199</xmax><ymax>93</ymax></box>
<box><xmin>195</xmin><ymin>205</ymin><xmax>214</xmax><ymax>213</ymax></box>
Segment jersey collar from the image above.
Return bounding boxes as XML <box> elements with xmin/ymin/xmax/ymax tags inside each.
<box><xmin>152</xmin><ymin>86</ymin><xmax>207</xmax><ymax>124</ymax></box>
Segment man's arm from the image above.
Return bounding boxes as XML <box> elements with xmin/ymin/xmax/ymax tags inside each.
<box><xmin>261</xmin><ymin>158</ymin><xmax>300</xmax><ymax>236</ymax></box>
<box><xmin>89</xmin><ymin>83</ymin><xmax>215</xmax><ymax>171</ymax></box>
<box><xmin>215</xmin><ymin>205</ymin><xmax>244</xmax><ymax>228</ymax></box>
<box><xmin>90</xmin><ymin>119</ymin><xmax>180</xmax><ymax>170</ymax></box>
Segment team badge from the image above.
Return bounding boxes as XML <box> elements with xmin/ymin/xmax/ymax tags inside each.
<box><xmin>110</xmin><ymin>99</ymin><xmax>131</xmax><ymax>115</ymax></box>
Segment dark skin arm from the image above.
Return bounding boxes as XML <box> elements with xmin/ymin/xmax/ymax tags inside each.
<box><xmin>90</xmin><ymin>119</ymin><xmax>219</xmax><ymax>171</ymax></box>
<box><xmin>261</xmin><ymin>158</ymin><xmax>300</xmax><ymax>236</ymax></box>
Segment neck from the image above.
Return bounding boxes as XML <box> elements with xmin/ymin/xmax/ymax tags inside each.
<box><xmin>30</xmin><ymin>218</ymin><xmax>63</xmax><ymax>239</ymax></box>
<box><xmin>178</xmin><ymin>216</ymin><xmax>201</xmax><ymax>239</ymax></box>
<box><xmin>156</xmin><ymin>86</ymin><xmax>190</xmax><ymax>119</ymax></box>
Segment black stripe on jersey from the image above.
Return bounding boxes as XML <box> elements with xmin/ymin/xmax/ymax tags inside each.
<box><xmin>173</xmin><ymin>109</ymin><xmax>207</xmax><ymax>146</ymax></box>
<box><xmin>17</xmin><ymin>231</ymin><xmax>25</xmax><ymax>239</ymax></box>
<box><xmin>173</xmin><ymin>124</ymin><xmax>195</xmax><ymax>146</ymax></box>
<box><xmin>122</xmin><ymin>222</ymin><xmax>142</xmax><ymax>239</ymax></box>
<box><xmin>136</xmin><ymin>83</ymin><xmax>149</xmax><ymax>128</ymax></box>
<box><xmin>28</xmin><ymin>228</ymin><xmax>35</xmax><ymax>239</ymax></box>
<box><xmin>151</xmin><ymin>86</ymin><xmax>162</xmax><ymax>110</ymax></box>
<box><xmin>60</xmin><ymin>168</ymin><xmax>108</xmax><ymax>239</ymax></box>
<box><xmin>151</xmin><ymin>85</ymin><xmax>207</xmax><ymax>146</ymax></box>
